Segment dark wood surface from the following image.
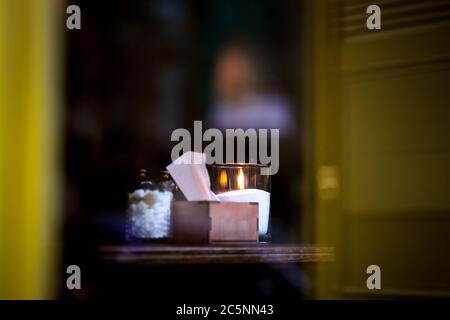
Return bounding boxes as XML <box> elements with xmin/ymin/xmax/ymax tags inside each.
<box><xmin>99</xmin><ymin>244</ymin><xmax>334</xmax><ymax>265</ymax></box>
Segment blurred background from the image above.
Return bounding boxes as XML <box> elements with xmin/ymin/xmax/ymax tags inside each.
<box><xmin>1</xmin><ymin>0</ymin><xmax>450</xmax><ymax>300</ymax></box>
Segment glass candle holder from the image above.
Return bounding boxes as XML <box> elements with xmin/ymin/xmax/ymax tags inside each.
<box><xmin>209</xmin><ymin>164</ymin><xmax>271</xmax><ymax>242</ymax></box>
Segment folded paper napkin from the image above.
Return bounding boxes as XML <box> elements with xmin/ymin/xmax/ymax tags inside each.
<box><xmin>166</xmin><ymin>151</ymin><xmax>219</xmax><ymax>201</ymax></box>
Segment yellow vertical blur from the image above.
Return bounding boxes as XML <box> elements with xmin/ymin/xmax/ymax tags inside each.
<box><xmin>0</xmin><ymin>0</ymin><xmax>61</xmax><ymax>299</ymax></box>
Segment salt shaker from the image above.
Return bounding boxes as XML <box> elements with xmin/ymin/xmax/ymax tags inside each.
<box><xmin>126</xmin><ymin>169</ymin><xmax>175</xmax><ymax>242</ymax></box>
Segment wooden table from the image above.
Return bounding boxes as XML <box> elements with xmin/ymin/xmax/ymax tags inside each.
<box><xmin>99</xmin><ymin>244</ymin><xmax>334</xmax><ymax>266</ymax></box>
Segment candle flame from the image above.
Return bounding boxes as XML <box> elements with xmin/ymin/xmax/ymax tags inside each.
<box><xmin>237</xmin><ymin>168</ymin><xmax>245</xmax><ymax>190</ymax></box>
<box><xmin>219</xmin><ymin>170</ymin><xmax>228</xmax><ymax>188</ymax></box>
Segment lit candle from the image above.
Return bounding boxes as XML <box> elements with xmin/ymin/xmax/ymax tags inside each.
<box><xmin>217</xmin><ymin>168</ymin><xmax>270</xmax><ymax>235</ymax></box>
<box><xmin>219</xmin><ymin>169</ymin><xmax>229</xmax><ymax>191</ymax></box>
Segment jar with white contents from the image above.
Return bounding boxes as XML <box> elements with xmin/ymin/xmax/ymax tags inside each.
<box><xmin>126</xmin><ymin>169</ymin><xmax>175</xmax><ymax>242</ymax></box>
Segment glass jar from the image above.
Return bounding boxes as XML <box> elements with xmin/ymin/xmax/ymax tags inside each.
<box><xmin>209</xmin><ymin>164</ymin><xmax>271</xmax><ymax>242</ymax></box>
<box><xmin>126</xmin><ymin>169</ymin><xmax>175</xmax><ymax>242</ymax></box>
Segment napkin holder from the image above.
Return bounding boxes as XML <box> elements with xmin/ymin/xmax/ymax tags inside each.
<box><xmin>172</xmin><ymin>201</ymin><xmax>259</xmax><ymax>243</ymax></box>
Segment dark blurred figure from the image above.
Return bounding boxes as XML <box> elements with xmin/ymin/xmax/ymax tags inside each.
<box><xmin>209</xmin><ymin>42</ymin><xmax>295</xmax><ymax>135</ymax></box>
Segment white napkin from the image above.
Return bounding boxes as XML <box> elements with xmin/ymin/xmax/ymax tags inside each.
<box><xmin>166</xmin><ymin>151</ymin><xmax>219</xmax><ymax>201</ymax></box>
